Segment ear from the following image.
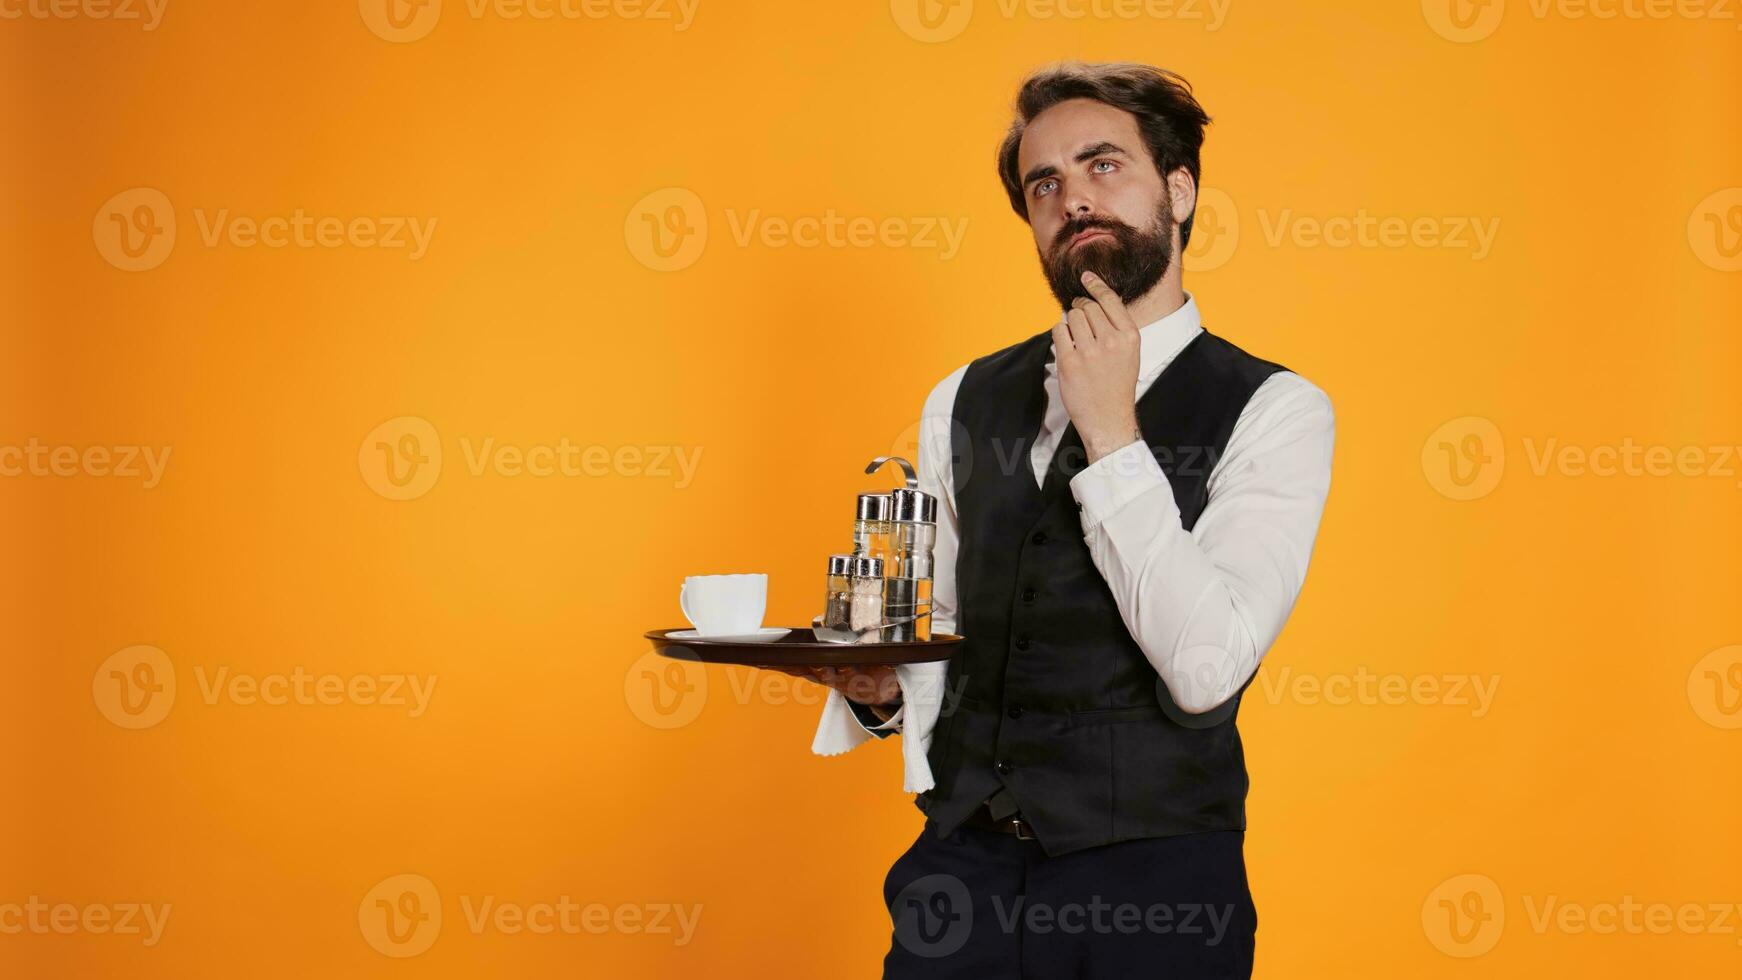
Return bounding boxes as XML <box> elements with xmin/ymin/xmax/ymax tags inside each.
<box><xmin>1166</xmin><ymin>167</ymin><xmax>1197</xmax><ymax>225</ymax></box>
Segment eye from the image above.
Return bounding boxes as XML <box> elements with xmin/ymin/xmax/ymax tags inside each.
<box><xmin>1091</xmin><ymin>158</ymin><xmax>1117</xmax><ymax>174</ymax></box>
<box><xmin>1033</xmin><ymin>178</ymin><xmax>1057</xmax><ymax>198</ymax></box>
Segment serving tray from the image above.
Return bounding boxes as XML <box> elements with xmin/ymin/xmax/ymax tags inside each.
<box><xmin>644</xmin><ymin>628</ymin><xmax>961</xmax><ymax>667</ymax></box>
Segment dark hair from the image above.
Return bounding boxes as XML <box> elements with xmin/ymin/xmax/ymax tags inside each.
<box><xmin>996</xmin><ymin>62</ymin><xmax>1211</xmax><ymax>249</ymax></box>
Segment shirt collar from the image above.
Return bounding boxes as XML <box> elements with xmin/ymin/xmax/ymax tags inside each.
<box><xmin>1047</xmin><ymin>291</ymin><xmax>1204</xmax><ymax>382</ymax></box>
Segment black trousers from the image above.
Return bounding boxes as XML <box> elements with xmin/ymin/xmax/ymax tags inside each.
<box><xmin>881</xmin><ymin>819</ymin><xmax>1257</xmax><ymax>979</ymax></box>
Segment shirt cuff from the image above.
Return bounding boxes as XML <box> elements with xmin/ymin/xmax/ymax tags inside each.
<box><xmin>1068</xmin><ymin>438</ymin><xmax>1170</xmax><ymax>528</ymax></box>
<box><xmin>847</xmin><ymin>697</ymin><xmax>903</xmax><ymax>737</ymax></box>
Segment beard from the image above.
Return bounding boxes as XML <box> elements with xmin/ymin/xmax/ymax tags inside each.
<box><xmin>1037</xmin><ymin>196</ymin><xmax>1175</xmax><ymax>312</ymax></box>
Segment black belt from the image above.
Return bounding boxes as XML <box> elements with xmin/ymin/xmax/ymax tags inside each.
<box><xmin>962</xmin><ymin>803</ymin><xmax>1038</xmax><ymax>840</ymax></box>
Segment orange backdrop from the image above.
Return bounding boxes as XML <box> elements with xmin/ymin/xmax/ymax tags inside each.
<box><xmin>3</xmin><ymin>0</ymin><xmax>1740</xmax><ymax>976</ymax></box>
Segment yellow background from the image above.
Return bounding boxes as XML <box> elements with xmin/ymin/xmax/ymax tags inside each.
<box><xmin>3</xmin><ymin>0</ymin><xmax>1740</xmax><ymax>975</ymax></box>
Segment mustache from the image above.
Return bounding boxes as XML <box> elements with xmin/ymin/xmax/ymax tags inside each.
<box><xmin>1052</xmin><ymin>216</ymin><xmax>1129</xmax><ymax>252</ymax></box>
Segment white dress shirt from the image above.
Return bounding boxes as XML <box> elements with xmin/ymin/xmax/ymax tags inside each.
<box><xmin>810</xmin><ymin>293</ymin><xmax>1335</xmax><ymax>790</ymax></box>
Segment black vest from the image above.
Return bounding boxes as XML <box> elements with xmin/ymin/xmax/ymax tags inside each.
<box><xmin>916</xmin><ymin>327</ymin><xmax>1286</xmax><ymax>856</ymax></box>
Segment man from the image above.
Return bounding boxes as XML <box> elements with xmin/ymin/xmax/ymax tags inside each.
<box><xmin>794</xmin><ymin>61</ymin><xmax>1334</xmax><ymax>977</ymax></box>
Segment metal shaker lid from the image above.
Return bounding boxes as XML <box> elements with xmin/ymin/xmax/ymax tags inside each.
<box><xmin>866</xmin><ymin>455</ymin><xmax>937</xmax><ymax>525</ymax></box>
<box><xmin>856</xmin><ymin>492</ymin><xmax>891</xmax><ymax>521</ymax></box>
<box><xmin>889</xmin><ymin>487</ymin><xmax>936</xmax><ymax>524</ymax></box>
<box><xmin>829</xmin><ymin>554</ymin><xmax>885</xmax><ymax>577</ymax></box>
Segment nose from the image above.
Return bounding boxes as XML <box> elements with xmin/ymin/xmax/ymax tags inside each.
<box><xmin>1062</xmin><ymin>182</ymin><xmax>1096</xmax><ymax>219</ymax></box>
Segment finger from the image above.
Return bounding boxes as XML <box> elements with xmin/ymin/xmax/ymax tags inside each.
<box><xmin>1050</xmin><ymin>313</ymin><xmax>1075</xmax><ymax>356</ymax></box>
<box><xmin>1078</xmin><ymin>299</ymin><xmax>1116</xmax><ymax>341</ymax></box>
<box><xmin>840</xmin><ymin>669</ymin><xmax>875</xmax><ymax>702</ymax></box>
<box><xmin>1078</xmin><ymin>271</ymin><xmax>1134</xmax><ymax>331</ymax></box>
<box><xmin>1067</xmin><ymin>307</ymin><xmax>1095</xmax><ymax>345</ymax></box>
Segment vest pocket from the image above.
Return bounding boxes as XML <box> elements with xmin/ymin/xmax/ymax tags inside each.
<box><xmin>1067</xmin><ymin>704</ymin><xmax>1165</xmax><ymax>726</ymax></box>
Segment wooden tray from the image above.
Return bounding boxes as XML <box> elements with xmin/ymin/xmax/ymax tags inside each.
<box><xmin>644</xmin><ymin>628</ymin><xmax>961</xmax><ymax>667</ymax></box>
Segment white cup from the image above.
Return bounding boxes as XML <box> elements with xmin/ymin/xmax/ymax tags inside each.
<box><xmin>679</xmin><ymin>573</ymin><xmax>768</xmax><ymax>636</ymax></box>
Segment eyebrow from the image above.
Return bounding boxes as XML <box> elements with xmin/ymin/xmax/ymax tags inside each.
<box><xmin>1021</xmin><ymin>141</ymin><xmax>1129</xmax><ymax>191</ymax></box>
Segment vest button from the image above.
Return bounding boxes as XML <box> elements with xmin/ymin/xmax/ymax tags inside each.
<box><xmin>1007</xmin><ymin>704</ymin><xmax>1024</xmax><ymax>719</ymax></box>
<box><xmin>1020</xmin><ymin>588</ymin><xmax>1037</xmax><ymax>604</ymax></box>
<box><xmin>1014</xmin><ymin>636</ymin><xmax>1031</xmax><ymax>651</ymax></box>
<box><xmin>1031</xmin><ymin>530</ymin><xmax>1049</xmax><ymax>545</ymax></box>
<box><xmin>995</xmin><ymin>760</ymin><xmax>1013</xmax><ymax>775</ymax></box>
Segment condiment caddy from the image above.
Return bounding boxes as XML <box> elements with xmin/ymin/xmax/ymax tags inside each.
<box><xmin>645</xmin><ymin>454</ymin><xmax>959</xmax><ymax>668</ymax></box>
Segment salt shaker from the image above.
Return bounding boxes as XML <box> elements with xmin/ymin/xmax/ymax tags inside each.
<box><xmin>822</xmin><ymin>553</ymin><xmax>886</xmax><ymax>641</ymax></box>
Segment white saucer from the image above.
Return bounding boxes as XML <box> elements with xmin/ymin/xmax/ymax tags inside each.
<box><xmin>668</xmin><ymin>627</ymin><xmax>792</xmax><ymax>643</ymax></box>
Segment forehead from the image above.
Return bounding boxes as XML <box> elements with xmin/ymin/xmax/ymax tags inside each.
<box><xmin>1017</xmin><ymin>98</ymin><xmax>1147</xmax><ymax>170</ymax></box>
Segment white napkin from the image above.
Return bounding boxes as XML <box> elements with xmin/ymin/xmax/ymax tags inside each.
<box><xmin>811</xmin><ymin>659</ymin><xmax>949</xmax><ymax>793</ymax></box>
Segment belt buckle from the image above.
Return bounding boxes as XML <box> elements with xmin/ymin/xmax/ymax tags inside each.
<box><xmin>1009</xmin><ymin>817</ymin><xmax>1036</xmax><ymax>841</ymax></box>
